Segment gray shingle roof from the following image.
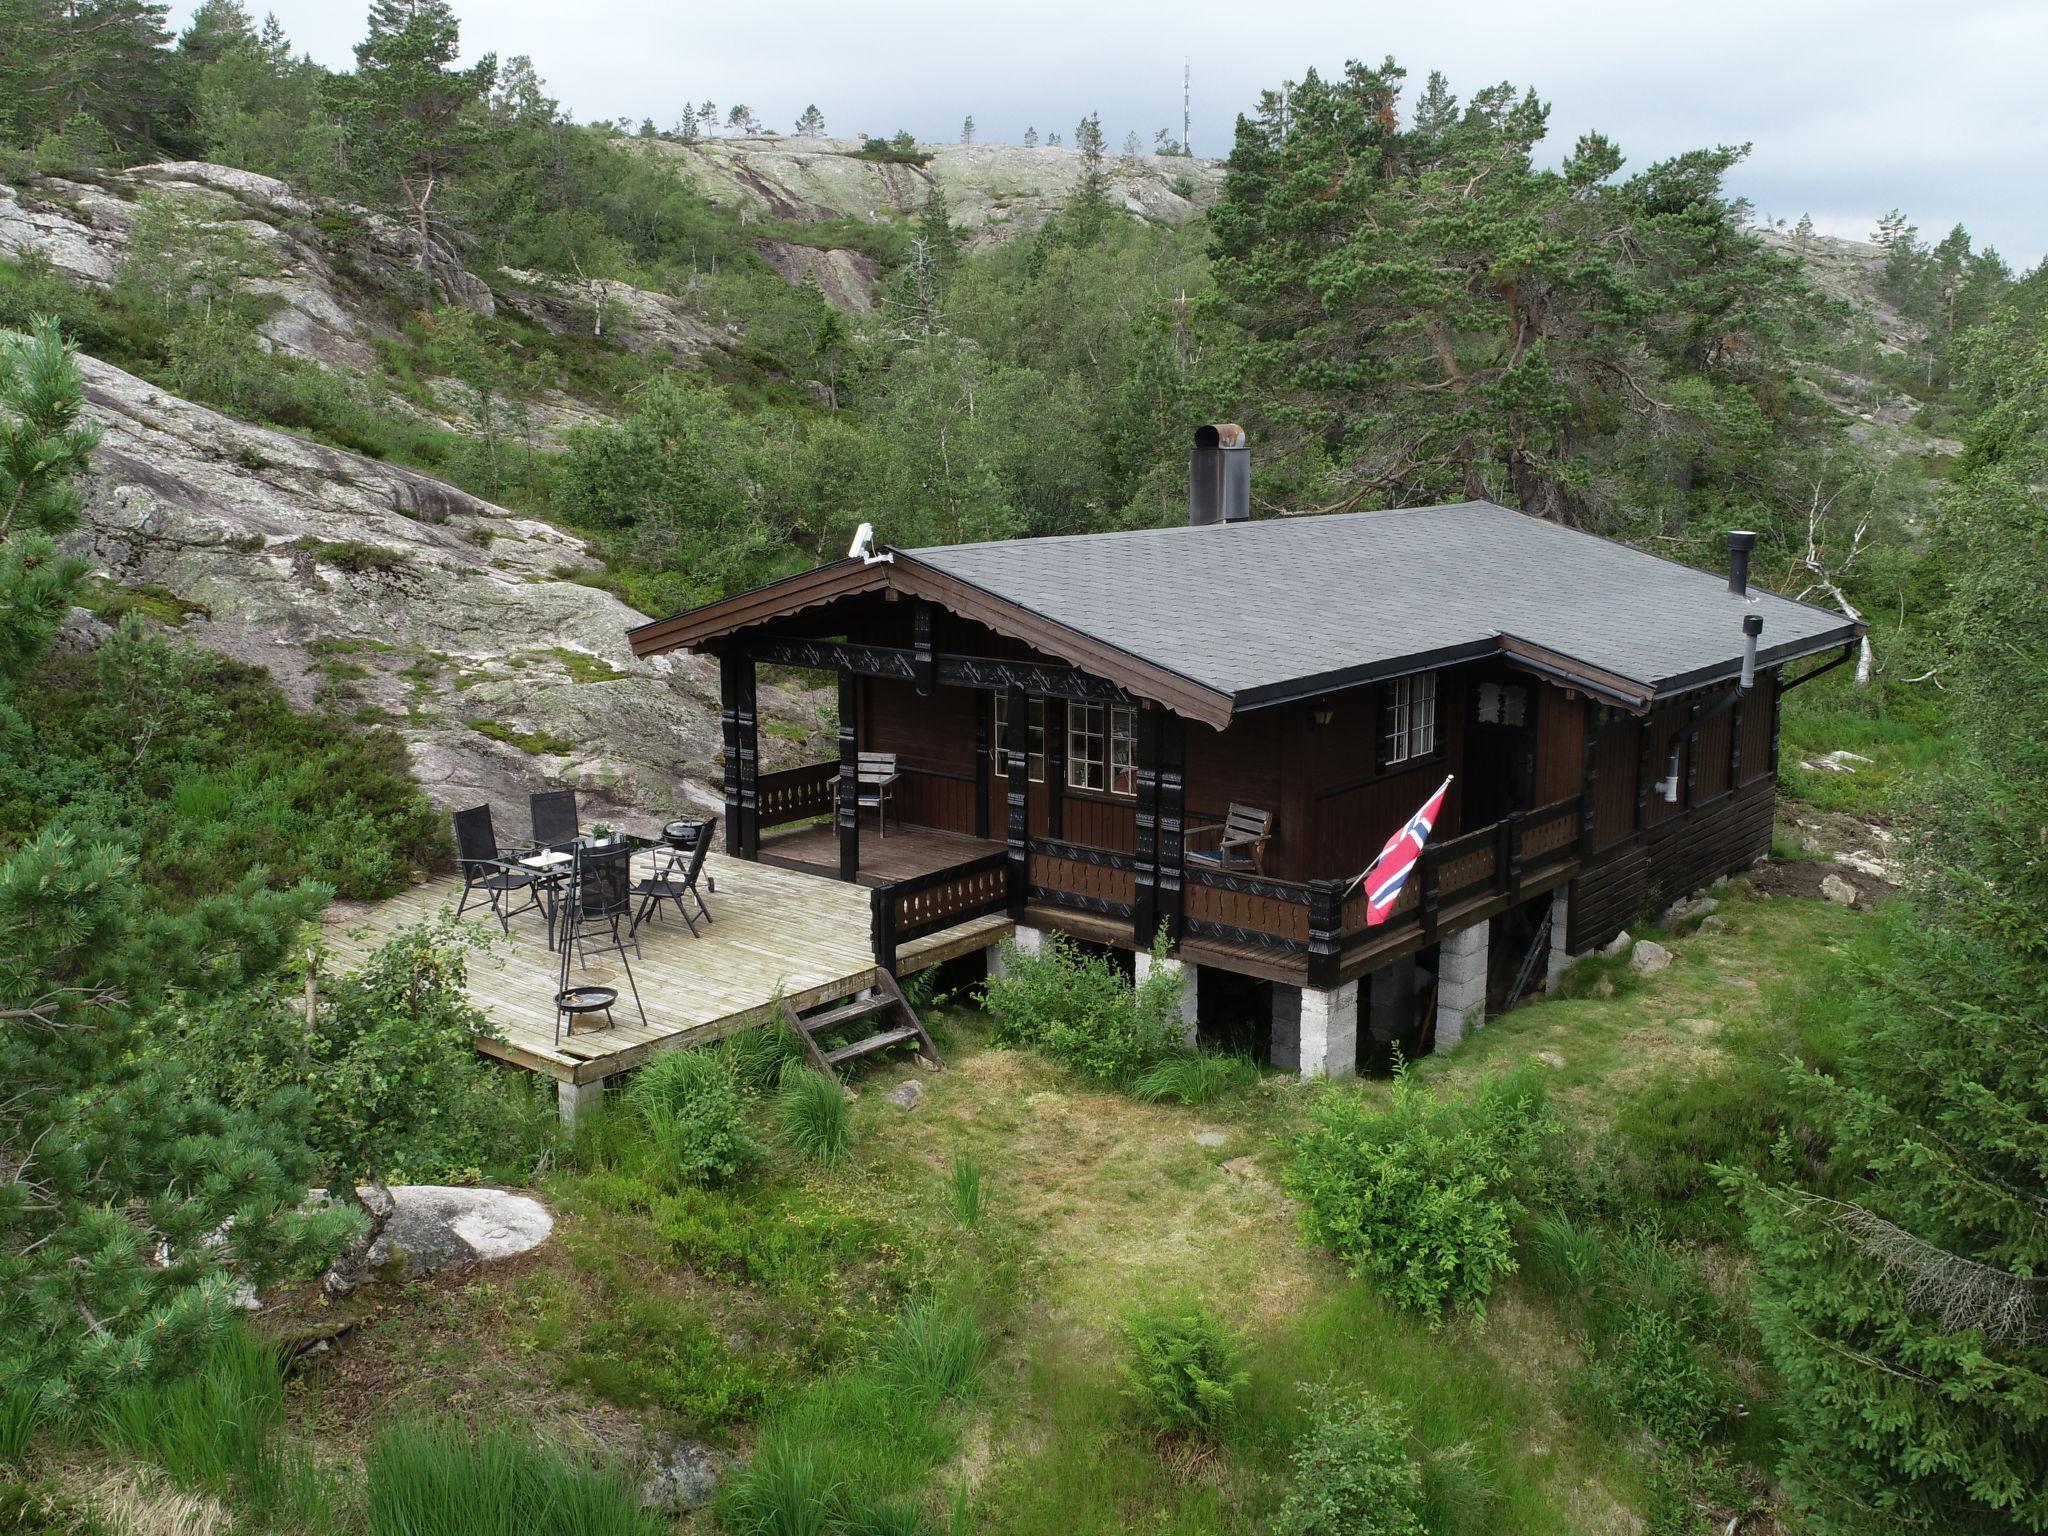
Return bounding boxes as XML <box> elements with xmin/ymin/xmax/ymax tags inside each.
<box><xmin>907</xmin><ymin>501</ymin><xmax>1858</xmax><ymax>708</ymax></box>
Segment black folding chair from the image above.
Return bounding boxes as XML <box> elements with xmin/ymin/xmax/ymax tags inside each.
<box><xmin>554</xmin><ymin>842</ymin><xmax>647</xmax><ymax>1043</ymax></box>
<box><xmin>633</xmin><ymin>814</ymin><xmax>718</xmax><ymax>938</ymax></box>
<box><xmin>452</xmin><ymin>804</ymin><xmax>543</xmax><ymax>936</ymax></box>
<box><xmin>530</xmin><ymin>788</ymin><xmax>580</xmax><ymax>849</ymax></box>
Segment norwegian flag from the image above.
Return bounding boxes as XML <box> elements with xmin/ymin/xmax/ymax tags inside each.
<box><xmin>1359</xmin><ymin>775</ymin><xmax>1453</xmax><ymax>927</ymax></box>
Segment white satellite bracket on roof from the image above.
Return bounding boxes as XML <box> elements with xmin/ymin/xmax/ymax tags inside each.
<box><xmin>847</xmin><ymin>522</ymin><xmax>893</xmax><ymax>565</ymax></box>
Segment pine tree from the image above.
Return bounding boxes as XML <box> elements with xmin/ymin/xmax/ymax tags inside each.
<box><xmin>1023</xmin><ymin>125</ymin><xmax>1038</xmax><ymax>148</ymax></box>
<box><xmin>726</xmin><ymin>103</ymin><xmax>756</xmax><ymax>135</ymax></box>
<box><xmin>176</xmin><ymin>0</ymin><xmax>255</xmax><ymax>66</ymax></box>
<box><xmin>677</xmin><ymin>102</ymin><xmax>698</xmax><ymax>140</ymax></box>
<box><xmin>0</xmin><ymin>320</ymin><xmax>99</xmax><ymax>684</ymax></box>
<box><xmin>338</xmin><ymin>0</ymin><xmax>498</xmax><ymax>299</ymax></box>
<box><xmin>1793</xmin><ymin>210</ymin><xmax>1815</xmax><ymax>253</ymax></box>
<box><xmin>795</xmin><ymin>103</ymin><xmax>825</xmax><ymax>137</ymax></box>
<box><xmin>696</xmin><ymin>98</ymin><xmax>716</xmax><ymax>135</ymax></box>
<box><xmin>960</xmin><ymin>113</ymin><xmax>973</xmax><ymax>143</ymax></box>
<box><xmin>1735</xmin><ymin>308</ymin><xmax>2048</xmax><ymax>1535</ymax></box>
<box><xmin>1122</xmin><ymin>128</ymin><xmax>1140</xmax><ymax>157</ymax></box>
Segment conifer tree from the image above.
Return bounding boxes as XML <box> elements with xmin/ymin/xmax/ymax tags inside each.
<box><xmin>960</xmin><ymin>113</ymin><xmax>974</xmax><ymax>143</ymax></box>
<box><xmin>1735</xmin><ymin>306</ymin><xmax>2048</xmax><ymax>1535</ymax></box>
<box><xmin>338</xmin><ymin>0</ymin><xmax>497</xmax><ymax>298</ymax></box>
<box><xmin>1023</xmin><ymin>125</ymin><xmax>1038</xmax><ymax>147</ymax></box>
<box><xmin>795</xmin><ymin>103</ymin><xmax>825</xmax><ymax>137</ymax></box>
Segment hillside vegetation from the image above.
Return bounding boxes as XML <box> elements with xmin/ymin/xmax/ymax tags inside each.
<box><xmin>1</xmin><ymin>2</ymin><xmax>2044</xmax><ymax>1534</ymax></box>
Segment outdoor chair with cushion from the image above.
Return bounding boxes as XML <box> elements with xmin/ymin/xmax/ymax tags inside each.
<box><xmin>1184</xmin><ymin>803</ymin><xmax>1275</xmax><ymax>875</ymax></box>
<box><xmin>856</xmin><ymin>752</ymin><xmax>900</xmax><ymax>837</ymax></box>
<box><xmin>632</xmin><ymin>814</ymin><xmax>717</xmax><ymax>938</ymax></box>
<box><xmin>530</xmin><ymin>788</ymin><xmax>580</xmax><ymax>849</ymax></box>
<box><xmin>452</xmin><ymin>804</ymin><xmax>545</xmax><ymax>936</ymax></box>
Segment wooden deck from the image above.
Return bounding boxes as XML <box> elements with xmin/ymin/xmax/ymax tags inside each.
<box><xmin>759</xmin><ymin>822</ymin><xmax>1006</xmax><ymax>886</ymax></box>
<box><xmin>322</xmin><ymin>850</ymin><xmax>1011</xmax><ymax>1087</ymax></box>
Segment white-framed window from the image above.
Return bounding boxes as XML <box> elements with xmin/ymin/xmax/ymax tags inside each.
<box><xmin>1473</xmin><ymin>681</ymin><xmax>1528</xmax><ymax>727</ymax></box>
<box><xmin>991</xmin><ymin>693</ymin><xmax>1045</xmax><ymax>782</ymax></box>
<box><xmin>1385</xmin><ymin>671</ymin><xmax>1439</xmax><ymax>765</ymax></box>
<box><xmin>1068</xmin><ymin>703</ymin><xmax>1136</xmax><ymax>796</ymax></box>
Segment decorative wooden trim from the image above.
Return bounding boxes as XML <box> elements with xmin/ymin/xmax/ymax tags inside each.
<box><xmin>1578</xmin><ymin>708</ymin><xmax>1600</xmax><ymax>857</ymax></box>
<box><xmin>911</xmin><ymin>602</ymin><xmax>935</xmax><ymax>696</ymax></box>
<box><xmin>837</xmin><ymin>671</ymin><xmax>859</xmax><ymax>882</ymax></box>
<box><xmin>1004</xmin><ymin>684</ymin><xmax>1029</xmax><ymax>912</ymax></box>
<box><xmin>1498</xmin><ymin>633</ymin><xmax>1655</xmax><ymax>712</ymax></box>
<box><xmin>1029</xmin><ymin>886</ymin><xmax>1134</xmax><ymax>919</ymax></box>
<box><xmin>1305</xmin><ymin>879</ymin><xmax>1345</xmax><ymax>988</ymax></box>
<box><xmin>1184</xmin><ymin>917</ymin><xmax>1310</xmax><ymax>955</ymax></box>
<box><xmin>1157</xmin><ymin>710</ymin><xmax>1186</xmax><ymax>947</ymax></box>
<box><xmin>973</xmin><ymin>691</ymin><xmax>991</xmax><ymax>840</ymax></box>
<box><xmin>720</xmin><ymin>653</ymin><xmax>759</xmax><ymax>857</ymax></box>
<box><xmin>1029</xmin><ymin>838</ymin><xmax>1134</xmax><ymax>870</ymax></box>
<box><xmin>1183</xmin><ymin>866</ymin><xmax>1311</xmax><ymax>904</ymax></box>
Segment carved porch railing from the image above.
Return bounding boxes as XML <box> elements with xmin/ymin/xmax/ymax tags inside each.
<box><xmin>756</xmin><ymin>760</ymin><xmax>838</xmax><ymax>829</ymax></box>
<box><xmin>870</xmin><ymin>851</ymin><xmax>1011</xmax><ymax>972</ymax></box>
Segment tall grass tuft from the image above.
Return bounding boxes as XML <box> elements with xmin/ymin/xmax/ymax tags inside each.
<box><xmin>877</xmin><ymin>1300</ymin><xmax>988</xmax><ymax>1405</ymax></box>
<box><xmin>946</xmin><ymin>1153</ymin><xmax>985</xmax><ymax>1230</ymax></box>
<box><xmin>1519</xmin><ymin>1210</ymin><xmax>1606</xmax><ymax>1307</ymax></box>
<box><xmin>724</xmin><ymin>1021</ymin><xmax>809</xmax><ymax>1093</ymax></box>
<box><xmin>723</xmin><ymin>1435</ymin><xmax>834</xmax><ymax>1536</ymax></box>
<box><xmin>842</xmin><ymin>1496</ymin><xmax>937</xmax><ymax>1535</ymax></box>
<box><xmin>775</xmin><ymin>1068</ymin><xmax>852</xmax><ymax>1167</ymax></box>
<box><xmin>94</xmin><ymin>1326</ymin><xmax>346</xmax><ymax>1526</ymax></box>
<box><xmin>0</xmin><ymin>1386</ymin><xmax>40</xmax><ymax>1463</ymax></box>
<box><xmin>366</xmin><ymin>1416</ymin><xmax>659</xmax><ymax>1536</ymax></box>
<box><xmin>1131</xmin><ymin>1052</ymin><xmax>1259</xmax><ymax>1106</ymax></box>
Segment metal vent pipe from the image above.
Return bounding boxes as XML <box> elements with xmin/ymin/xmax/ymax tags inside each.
<box><xmin>1727</xmin><ymin>529</ymin><xmax>1757</xmax><ymax>596</ymax></box>
<box><xmin>1190</xmin><ymin>423</ymin><xmax>1250</xmax><ymax>525</ymax></box>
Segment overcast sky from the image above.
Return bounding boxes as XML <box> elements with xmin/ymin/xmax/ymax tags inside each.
<box><xmin>175</xmin><ymin>0</ymin><xmax>2048</xmax><ymax>264</ymax></box>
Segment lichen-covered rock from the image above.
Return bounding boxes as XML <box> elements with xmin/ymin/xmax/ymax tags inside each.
<box><xmin>1629</xmin><ymin>939</ymin><xmax>1674</xmax><ymax>974</ymax></box>
<box><xmin>1601</xmin><ymin>929</ymin><xmax>1633</xmax><ymax>957</ymax></box>
<box><xmin>1820</xmin><ymin>872</ymin><xmax>1861</xmax><ymax>907</ymax></box>
<box><xmin>756</xmin><ymin>240</ymin><xmax>881</xmax><ymax>311</ymax></box>
<box><xmin>645</xmin><ymin>136</ymin><xmax>1222</xmax><ymax>254</ymax></box>
<box><xmin>64</xmin><ymin>351</ymin><xmax>828</xmax><ymax>829</ymax></box>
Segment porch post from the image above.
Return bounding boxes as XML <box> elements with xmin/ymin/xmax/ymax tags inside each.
<box><xmin>1045</xmin><ymin>698</ymin><xmax>1067</xmax><ymax>840</ymax></box>
<box><xmin>973</xmin><ymin>692</ymin><xmax>991</xmax><ymax>840</ymax></box>
<box><xmin>1003</xmin><ymin>684</ymin><xmax>1029</xmax><ymax>913</ymax></box>
<box><xmin>1157</xmin><ymin>710</ymin><xmax>1185</xmax><ymax>946</ymax></box>
<box><xmin>837</xmin><ymin>670</ymin><xmax>859</xmax><ymax>881</ymax></box>
<box><xmin>719</xmin><ymin>651</ymin><xmax>759</xmax><ymax>859</ymax></box>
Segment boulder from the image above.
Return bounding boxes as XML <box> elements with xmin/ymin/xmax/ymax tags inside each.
<box><xmin>52</xmin><ymin>605</ymin><xmax>113</xmax><ymax>655</ymax></box>
<box><xmin>884</xmin><ymin>1079</ymin><xmax>925</xmax><ymax>1110</ymax></box>
<box><xmin>1664</xmin><ymin>895</ymin><xmax>1719</xmax><ymax>926</ymax></box>
<box><xmin>639</xmin><ymin>1438</ymin><xmax>723</xmax><ymax>1511</ymax></box>
<box><xmin>1600</xmin><ymin>929</ymin><xmax>1633</xmax><ymax>957</ymax></box>
<box><xmin>1629</xmin><ymin>939</ymin><xmax>1674</xmax><ymax>974</ymax></box>
<box><xmin>1821</xmin><ymin>873</ymin><xmax>1861</xmax><ymax>907</ymax></box>
<box><xmin>322</xmin><ymin>1185</ymin><xmax>552</xmax><ymax>1289</ymax></box>
<box><xmin>1697</xmin><ymin>914</ymin><xmax>1727</xmax><ymax>934</ymax></box>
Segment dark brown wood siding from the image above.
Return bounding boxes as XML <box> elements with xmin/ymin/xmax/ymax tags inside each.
<box><xmin>862</xmin><ymin>677</ymin><xmax>981</xmax><ymax>835</ymax></box>
<box><xmin>1534</xmin><ymin>686</ymin><xmax>1585</xmax><ymax>805</ymax></box>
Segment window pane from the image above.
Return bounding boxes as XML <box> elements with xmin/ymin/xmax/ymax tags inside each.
<box><xmin>1110</xmin><ymin>706</ymin><xmax>1135</xmax><ymax>796</ymax></box>
<box><xmin>1068</xmin><ymin>703</ymin><xmax>1103</xmax><ymax>792</ymax></box>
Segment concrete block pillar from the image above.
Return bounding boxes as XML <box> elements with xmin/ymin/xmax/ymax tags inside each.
<box><xmin>1436</xmin><ymin>921</ymin><xmax>1489</xmax><ymax>1051</ymax></box>
<box><xmin>1544</xmin><ymin>886</ymin><xmax>1573</xmax><ymax>993</ymax></box>
<box><xmin>987</xmin><ymin>923</ymin><xmax>1046</xmax><ymax>981</ymax></box>
<box><xmin>1135</xmin><ymin>950</ymin><xmax>1199</xmax><ymax>1050</ymax></box>
<box><xmin>1298</xmin><ymin>979</ymin><xmax>1360</xmax><ymax>1081</ymax></box>
<box><xmin>557</xmin><ymin>1076</ymin><xmax>604</xmax><ymax>1128</ymax></box>
<box><xmin>1269</xmin><ymin>984</ymin><xmax>1302</xmax><ymax>1073</ymax></box>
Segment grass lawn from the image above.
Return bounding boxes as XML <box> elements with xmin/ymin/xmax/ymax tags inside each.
<box><xmin>225</xmin><ymin>879</ymin><xmax>1874</xmax><ymax>1532</ymax></box>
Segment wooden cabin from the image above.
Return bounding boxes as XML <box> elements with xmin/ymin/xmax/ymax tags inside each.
<box><xmin>628</xmin><ymin>438</ymin><xmax>1861</xmax><ymax>1077</ymax></box>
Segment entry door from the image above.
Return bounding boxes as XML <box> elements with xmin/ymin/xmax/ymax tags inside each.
<box><xmin>1463</xmin><ymin>678</ymin><xmax>1538</xmax><ymax>827</ymax></box>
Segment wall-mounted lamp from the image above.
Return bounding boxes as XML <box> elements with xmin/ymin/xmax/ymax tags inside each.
<box><xmin>1310</xmin><ymin>702</ymin><xmax>1335</xmax><ymax>728</ymax></box>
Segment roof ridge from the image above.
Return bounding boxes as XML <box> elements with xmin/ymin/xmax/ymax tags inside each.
<box><xmin>904</xmin><ymin>499</ymin><xmax>1500</xmax><ymax>555</ymax></box>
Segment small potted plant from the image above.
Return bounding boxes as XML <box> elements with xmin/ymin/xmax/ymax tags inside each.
<box><xmin>590</xmin><ymin>820</ymin><xmax>614</xmax><ymax>846</ymax></box>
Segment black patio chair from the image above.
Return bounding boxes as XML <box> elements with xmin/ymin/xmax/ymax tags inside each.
<box><xmin>633</xmin><ymin>813</ymin><xmax>717</xmax><ymax>937</ymax></box>
<box><xmin>530</xmin><ymin>788</ymin><xmax>580</xmax><ymax>849</ymax></box>
<box><xmin>554</xmin><ymin>841</ymin><xmax>647</xmax><ymax>1041</ymax></box>
<box><xmin>452</xmin><ymin>804</ymin><xmax>544</xmax><ymax>936</ymax></box>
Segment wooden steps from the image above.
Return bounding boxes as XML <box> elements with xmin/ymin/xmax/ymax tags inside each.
<box><xmin>782</xmin><ymin>969</ymin><xmax>943</xmax><ymax>1081</ymax></box>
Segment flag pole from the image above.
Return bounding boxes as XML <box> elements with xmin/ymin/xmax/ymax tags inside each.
<box><xmin>1340</xmin><ymin>774</ymin><xmax>1454</xmax><ymax>898</ymax></box>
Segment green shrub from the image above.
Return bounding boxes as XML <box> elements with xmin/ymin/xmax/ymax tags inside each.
<box><xmin>1283</xmin><ymin>1066</ymin><xmax>1561</xmax><ymax>1320</ymax></box>
<box><xmin>1131</xmin><ymin>1051</ymin><xmax>1259</xmax><ymax>1105</ymax></box>
<box><xmin>367</xmin><ymin>1417</ymin><xmax>660</xmax><ymax>1536</ymax></box>
<box><xmin>774</xmin><ymin>1069</ymin><xmax>851</xmax><ymax>1166</ymax></box>
<box><xmin>984</xmin><ymin>934</ymin><xmax>1185</xmax><ymax>1089</ymax></box>
<box><xmin>1115</xmin><ymin>1297</ymin><xmax>1248</xmax><ymax>1438</ymax></box>
<box><xmin>626</xmin><ymin>1049</ymin><xmax>761</xmax><ymax>1187</ymax></box>
<box><xmin>876</xmin><ymin>1300</ymin><xmax>988</xmax><ymax>1405</ymax></box>
<box><xmin>1274</xmin><ymin>1382</ymin><xmax>1424</xmax><ymax>1536</ymax></box>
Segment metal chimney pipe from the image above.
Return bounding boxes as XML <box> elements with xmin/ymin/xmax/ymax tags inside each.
<box><xmin>1727</xmin><ymin>529</ymin><xmax>1757</xmax><ymax>596</ymax></box>
<box><xmin>1740</xmin><ymin>613</ymin><xmax>1763</xmax><ymax>691</ymax></box>
<box><xmin>1189</xmin><ymin>423</ymin><xmax>1249</xmax><ymax>526</ymax></box>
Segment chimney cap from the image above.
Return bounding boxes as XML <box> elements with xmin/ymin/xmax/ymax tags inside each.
<box><xmin>1726</xmin><ymin>529</ymin><xmax>1758</xmax><ymax>551</ymax></box>
<box><xmin>1193</xmin><ymin>422</ymin><xmax>1246</xmax><ymax>450</ymax></box>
